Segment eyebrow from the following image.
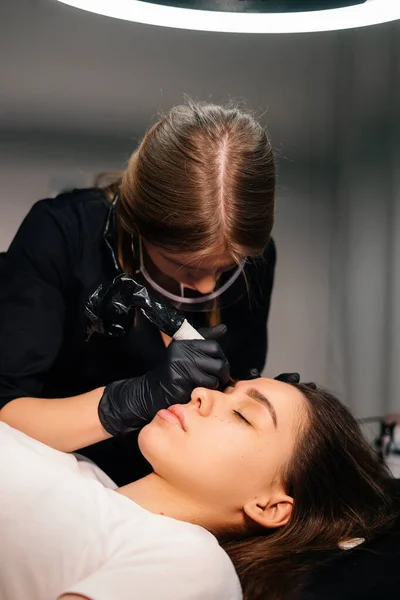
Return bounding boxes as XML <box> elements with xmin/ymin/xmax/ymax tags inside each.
<box><xmin>244</xmin><ymin>388</ymin><xmax>277</xmax><ymax>428</ymax></box>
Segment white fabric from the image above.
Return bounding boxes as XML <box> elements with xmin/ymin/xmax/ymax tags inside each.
<box><xmin>0</xmin><ymin>423</ymin><xmax>242</xmax><ymax>600</ymax></box>
<box><xmin>72</xmin><ymin>452</ymin><xmax>118</xmax><ymax>488</ymax></box>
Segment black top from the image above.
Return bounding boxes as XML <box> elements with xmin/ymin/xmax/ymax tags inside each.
<box><xmin>0</xmin><ymin>188</ymin><xmax>276</xmax><ymax>485</ymax></box>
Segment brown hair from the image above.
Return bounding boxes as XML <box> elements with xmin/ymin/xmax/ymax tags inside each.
<box><xmin>96</xmin><ymin>101</ymin><xmax>275</xmax><ymax>326</ymax></box>
<box><xmin>223</xmin><ymin>384</ymin><xmax>398</xmax><ymax>600</ymax></box>
<box><xmin>116</xmin><ymin>100</ymin><xmax>275</xmax><ymax>270</ymax></box>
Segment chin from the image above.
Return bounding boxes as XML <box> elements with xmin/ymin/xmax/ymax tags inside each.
<box><xmin>137</xmin><ymin>418</ymin><xmax>175</xmax><ymax>469</ymax></box>
<box><xmin>139</xmin><ymin>420</ymin><xmax>191</xmax><ymax>485</ymax></box>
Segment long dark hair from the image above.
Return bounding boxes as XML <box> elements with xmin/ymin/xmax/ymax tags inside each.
<box><xmin>223</xmin><ymin>384</ymin><xmax>398</xmax><ymax>600</ymax></box>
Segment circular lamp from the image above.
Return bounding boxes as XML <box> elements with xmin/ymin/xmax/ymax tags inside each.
<box><xmin>56</xmin><ymin>0</ymin><xmax>400</xmax><ymax>33</ymax></box>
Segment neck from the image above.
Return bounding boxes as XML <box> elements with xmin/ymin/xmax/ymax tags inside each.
<box><xmin>117</xmin><ymin>473</ymin><xmax>223</xmax><ymax>533</ymax></box>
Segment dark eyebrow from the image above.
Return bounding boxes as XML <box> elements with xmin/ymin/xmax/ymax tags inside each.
<box><xmin>244</xmin><ymin>388</ymin><xmax>277</xmax><ymax>428</ymax></box>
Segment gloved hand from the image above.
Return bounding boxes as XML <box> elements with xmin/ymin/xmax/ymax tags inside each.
<box><xmin>274</xmin><ymin>373</ymin><xmax>300</xmax><ymax>384</ymax></box>
<box><xmin>98</xmin><ymin>325</ymin><xmax>230</xmax><ymax>436</ymax></box>
<box><xmin>197</xmin><ymin>323</ymin><xmax>227</xmax><ymax>340</ymax></box>
<box><xmin>274</xmin><ymin>373</ymin><xmax>317</xmax><ymax>390</ymax></box>
<box><xmin>245</xmin><ymin>368</ymin><xmax>261</xmax><ymax>380</ymax></box>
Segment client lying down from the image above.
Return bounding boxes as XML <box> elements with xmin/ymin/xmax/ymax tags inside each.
<box><xmin>0</xmin><ymin>377</ymin><xmax>397</xmax><ymax>600</ymax></box>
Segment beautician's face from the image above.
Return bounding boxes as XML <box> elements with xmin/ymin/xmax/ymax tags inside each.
<box><xmin>143</xmin><ymin>240</ymin><xmax>239</xmax><ymax>295</ymax></box>
<box><xmin>139</xmin><ymin>378</ymin><xmax>306</xmax><ymax>510</ymax></box>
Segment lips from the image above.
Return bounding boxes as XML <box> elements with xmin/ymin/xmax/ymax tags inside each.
<box><xmin>167</xmin><ymin>404</ymin><xmax>187</xmax><ymax>431</ymax></box>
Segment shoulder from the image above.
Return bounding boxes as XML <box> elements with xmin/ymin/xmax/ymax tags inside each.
<box><xmin>181</xmin><ymin>529</ymin><xmax>242</xmax><ymax>599</ymax></box>
<box><xmin>248</xmin><ymin>237</ymin><xmax>276</xmax><ymax>271</ymax></box>
<box><xmin>6</xmin><ymin>188</ymin><xmax>109</xmax><ymax>281</ymax></box>
<box><xmin>25</xmin><ymin>188</ymin><xmax>108</xmax><ymax>235</ymax></box>
<box><xmin>8</xmin><ymin>188</ymin><xmax>108</xmax><ymax>249</ymax></box>
<box><xmin>64</xmin><ymin>513</ymin><xmax>242</xmax><ymax>600</ymax></box>
<box><xmin>119</xmin><ymin>514</ymin><xmax>242</xmax><ymax>599</ymax></box>
<box><xmin>264</xmin><ymin>236</ymin><xmax>276</xmax><ymax>264</ymax></box>
<box><xmin>244</xmin><ymin>237</ymin><xmax>276</xmax><ymax>274</ymax></box>
<box><xmin>148</xmin><ymin>522</ymin><xmax>242</xmax><ymax>599</ymax></box>
<box><xmin>240</xmin><ymin>237</ymin><xmax>276</xmax><ymax>303</ymax></box>
<box><xmin>0</xmin><ymin>423</ymin><xmax>75</xmax><ymax>492</ymax></box>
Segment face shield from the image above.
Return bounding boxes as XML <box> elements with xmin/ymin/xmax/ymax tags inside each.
<box><xmin>102</xmin><ymin>198</ymin><xmax>248</xmax><ymax>314</ymax></box>
<box><xmin>137</xmin><ymin>236</ymin><xmax>248</xmax><ymax>313</ymax></box>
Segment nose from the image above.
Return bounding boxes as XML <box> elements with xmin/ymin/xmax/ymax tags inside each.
<box><xmin>190</xmin><ymin>387</ymin><xmax>215</xmax><ymax>417</ymax></box>
<box><xmin>192</xmin><ymin>275</ymin><xmax>217</xmax><ymax>295</ymax></box>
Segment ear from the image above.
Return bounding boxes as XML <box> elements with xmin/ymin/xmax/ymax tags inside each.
<box><xmin>243</xmin><ymin>494</ymin><xmax>293</xmax><ymax>529</ymax></box>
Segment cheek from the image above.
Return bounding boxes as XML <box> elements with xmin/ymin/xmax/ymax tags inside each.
<box><xmin>187</xmin><ymin>435</ymin><xmax>268</xmax><ymax>503</ymax></box>
<box><xmin>139</xmin><ymin>418</ymin><xmax>270</xmax><ymax>502</ymax></box>
<box><xmin>190</xmin><ymin>420</ymin><xmax>280</xmax><ymax>491</ymax></box>
<box><xmin>183</xmin><ymin>421</ymin><xmax>264</xmax><ymax>484</ymax></box>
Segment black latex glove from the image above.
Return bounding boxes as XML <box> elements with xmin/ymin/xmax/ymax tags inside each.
<box><xmin>197</xmin><ymin>323</ymin><xmax>227</xmax><ymax>340</ymax></box>
<box><xmin>274</xmin><ymin>373</ymin><xmax>317</xmax><ymax>391</ymax></box>
<box><xmin>98</xmin><ymin>326</ymin><xmax>230</xmax><ymax>436</ymax></box>
<box><xmin>274</xmin><ymin>373</ymin><xmax>300</xmax><ymax>384</ymax></box>
<box><xmin>245</xmin><ymin>368</ymin><xmax>261</xmax><ymax>380</ymax></box>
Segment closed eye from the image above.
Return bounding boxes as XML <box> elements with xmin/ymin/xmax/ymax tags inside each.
<box><xmin>233</xmin><ymin>410</ymin><xmax>252</xmax><ymax>426</ymax></box>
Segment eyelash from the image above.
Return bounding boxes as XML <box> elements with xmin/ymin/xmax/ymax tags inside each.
<box><xmin>233</xmin><ymin>410</ymin><xmax>252</xmax><ymax>426</ymax></box>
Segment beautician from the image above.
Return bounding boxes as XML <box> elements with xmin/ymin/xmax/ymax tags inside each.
<box><xmin>0</xmin><ymin>102</ymin><xmax>276</xmax><ymax>485</ymax></box>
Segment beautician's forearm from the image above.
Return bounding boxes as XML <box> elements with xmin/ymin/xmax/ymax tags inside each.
<box><xmin>0</xmin><ymin>388</ymin><xmax>111</xmax><ymax>452</ymax></box>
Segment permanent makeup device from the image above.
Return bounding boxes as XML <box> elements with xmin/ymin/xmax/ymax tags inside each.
<box><xmin>85</xmin><ymin>273</ymin><xmax>204</xmax><ymax>341</ymax></box>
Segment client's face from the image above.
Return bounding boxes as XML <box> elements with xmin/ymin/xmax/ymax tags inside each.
<box><xmin>139</xmin><ymin>378</ymin><xmax>306</xmax><ymax>528</ymax></box>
